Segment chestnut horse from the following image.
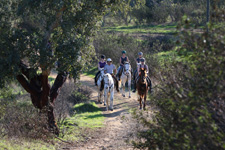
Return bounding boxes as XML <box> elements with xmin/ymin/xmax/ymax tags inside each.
<box><xmin>136</xmin><ymin>67</ymin><xmax>148</xmax><ymax>110</ymax></box>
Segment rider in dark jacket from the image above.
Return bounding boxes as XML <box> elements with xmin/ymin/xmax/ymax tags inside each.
<box><xmin>95</xmin><ymin>55</ymin><xmax>106</xmax><ymax>86</ymax></box>
<box><xmin>117</xmin><ymin>50</ymin><xmax>129</xmax><ymax>81</ymax></box>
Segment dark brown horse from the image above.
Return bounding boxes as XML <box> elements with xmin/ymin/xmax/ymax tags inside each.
<box><xmin>136</xmin><ymin>68</ymin><xmax>148</xmax><ymax>110</ymax></box>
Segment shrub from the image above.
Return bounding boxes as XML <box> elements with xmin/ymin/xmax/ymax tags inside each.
<box><xmin>131</xmin><ymin>7</ymin><xmax>225</xmax><ymax>150</ymax></box>
<box><xmin>94</xmin><ymin>31</ymin><xmax>175</xmax><ymax>71</ymax></box>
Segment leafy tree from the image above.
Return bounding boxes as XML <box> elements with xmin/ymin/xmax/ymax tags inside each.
<box><xmin>0</xmin><ymin>0</ymin><xmax>142</xmax><ymax>135</ymax></box>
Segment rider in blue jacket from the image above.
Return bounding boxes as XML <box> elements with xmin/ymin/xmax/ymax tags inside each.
<box><xmin>132</xmin><ymin>58</ymin><xmax>152</xmax><ymax>93</ymax></box>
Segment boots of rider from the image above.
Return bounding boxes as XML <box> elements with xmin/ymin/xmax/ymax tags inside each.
<box><xmin>147</xmin><ymin>76</ymin><xmax>152</xmax><ymax>92</ymax></box>
<box><xmin>95</xmin><ymin>71</ymin><xmax>100</xmax><ymax>86</ymax></box>
<box><xmin>111</xmin><ymin>74</ymin><xmax>120</xmax><ymax>92</ymax></box>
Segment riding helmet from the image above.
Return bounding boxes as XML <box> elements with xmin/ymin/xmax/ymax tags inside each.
<box><xmin>138</xmin><ymin>52</ymin><xmax>143</xmax><ymax>56</ymax></box>
<box><xmin>107</xmin><ymin>58</ymin><xmax>112</xmax><ymax>62</ymax></box>
<box><xmin>101</xmin><ymin>55</ymin><xmax>105</xmax><ymax>59</ymax></box>
<box><xmin>122</xmin><ymin>50</ymin><xmax>126</xmax><ymax>54</ymax></box>
<box><xmin>140</xmin><ymin>58</ymin><xmax>145</xmax><ymax>62</ymax></box>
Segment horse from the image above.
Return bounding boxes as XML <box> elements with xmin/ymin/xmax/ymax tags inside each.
<box><xmin>103</xmin><ymin>73</ymin><xmax>114</xmax><ymax>111</ymax></box>
<box><xmin>96</xmin><ymin>68</ymin><xmax>105</xmax><ymax>104</ymax></box>
<box><xmin>136</xmin><ymin>67</ymin><xmax>148</xmax><ymax>110</ymax></box>
<box><xmin>119</xmin><ymin>62</ymin><xmax>132</xmax><ymax>98</ymax></box>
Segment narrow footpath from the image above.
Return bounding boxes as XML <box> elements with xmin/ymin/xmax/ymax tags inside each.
<box><xmin>72</xmin><ymin>75</ymin><xmax>140</xmax><ymax>150</ymax></box>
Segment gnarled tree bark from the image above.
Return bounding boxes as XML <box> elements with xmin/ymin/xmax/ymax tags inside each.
<box><xmin>17</xmin><ymin>62</ymin><xmax>67</xmax><ymax>135</ymax></box>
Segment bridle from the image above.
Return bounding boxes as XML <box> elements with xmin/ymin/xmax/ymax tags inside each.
<box><xmin>122</xmin><ymin>63</ymin><xmax>131</xmax><ymax>76</ymax></box>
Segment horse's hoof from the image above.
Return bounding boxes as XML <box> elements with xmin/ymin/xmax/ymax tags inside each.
<box><xmin>139</xmin><ymin>107</ymin><xmax>142</xmax><ymax>110</ymax></box>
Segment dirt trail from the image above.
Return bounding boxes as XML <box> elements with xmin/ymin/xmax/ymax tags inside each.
<box><xmin>71</xmin><ymin>75</ymin><xmax>139</xmax><ymax>150</ymax></box>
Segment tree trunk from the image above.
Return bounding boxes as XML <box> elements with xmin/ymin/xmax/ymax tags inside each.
<box><xmin>17</xmin><ymin>62</ymin><xmax>67</xmax><ymax>135</ymax></box>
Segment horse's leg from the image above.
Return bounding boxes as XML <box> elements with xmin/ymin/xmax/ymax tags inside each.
<box><xmin>143</xmin><ymin>95</ymin><xmax>146</xmax><ymax>110</ymax></box>
<box><xmin>106</xmin><ymin>92</ymin><xmax>109</xmax><ymax>111</ymax></box>
<box><xmin>143</xmin><ymin>89</ymin><xmax>147</xmax><ymax>110</ymax></box>
<box><xmin>128</xmin><ymin>74</ymin><xmax>131</xmax><ymax>98</ymax></box>
<box><xmin>98</xmin><ymin>91</ymin><xmax>100</xmax><ymax>103</ymax></box>
<box><xmin>139</xmin><ymin>95</ymin><xmax>142</xmax><ymax>110</ymax></box>
<box><xmin>104</xmin><ymin>88</ymin><xmax>106</xmax><ymax>106</ymax></box>
<box><xmin>110</xmin><ymin>88</ymin><xmax>114</xmax><ymax>111</ymax></box>
<box><xmin>122</xmin><ymin>78</ymin><xmax>125</xmax><ymax>97</ymax></box>
<box><xmin>100</xmin><ymin>90</ymin><xmax>103</xmax><ymax>104</ymax></box>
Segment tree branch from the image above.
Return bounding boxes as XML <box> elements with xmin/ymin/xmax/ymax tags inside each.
<box><xmin>50</xmin><ymin>72</ymin><xmax>67</xmax><ymax>103</ymax></box>
<box><xmin>16</xmin><ymin>74</ymin><xmax>39</xmax><ymax>95</ymax></box>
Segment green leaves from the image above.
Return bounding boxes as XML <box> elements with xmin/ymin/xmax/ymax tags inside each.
<box><xmin>131</xmin><ymin>2</ymin><xmax>225</xmax><ymax>150</ymax></box>
<box><xmin>0</xmin><ymin>0</ymin><xmax>144</xmax><ymax>86</ymax></box>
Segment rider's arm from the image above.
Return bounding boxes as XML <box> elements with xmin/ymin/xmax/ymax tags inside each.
<box><xmin>127</xmin><ymin>57</ymin><xmax>129</xmax><ymax>62</ymax></box>
<box><xmin>113</xmin><ymin>65</ymin><xmax>117</xmax><ymax>75</ymax></box>
<box><xmin>146</xmin><ymin>65</ymin><xmax>149</xmax><ymax>74</ymax></box>
<box><xmin>104</xmin><ymin>65</ymin><xmax>107</xmax><ymax>74</ymax></box>
<box><xmin>119</xmin><ymin>57</ymin><xmax>122</xmax><ymax>66</ymax></box>
<box><xmin>98</xmin><ymin>63</ymin><xmax>101</xmax><ymax>71</ymax></box>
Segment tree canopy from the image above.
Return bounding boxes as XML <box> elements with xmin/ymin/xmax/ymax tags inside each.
<box><xmin>0</xmin><ymin>0</ymin><xmax>144</xmax><ymax>86</ymax></box>
<box><xmin>0</xmin><ymin>0</ymin><xmax>144</xmax><ymax>134</ymax></box>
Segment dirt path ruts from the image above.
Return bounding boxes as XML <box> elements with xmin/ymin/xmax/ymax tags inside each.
<box><xmin>71</xmin><ymin>75</ymin><xmax>139</xmax><ymax>150</ymax></box>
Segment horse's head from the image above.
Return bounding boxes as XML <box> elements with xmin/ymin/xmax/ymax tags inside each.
<box><xmin>139</xmin><ymin>68</ymin><xmax>147</xmax><ymax>84</ymax></box>
<box><xmin>103</xmin><ymin>73</ymin><xmax>111</xmax><ymax>90</ymax></box>
<box><xmin>123</xmin><ymin>62</ymin><xmax>131</xmax><ymax>76</ymax></box>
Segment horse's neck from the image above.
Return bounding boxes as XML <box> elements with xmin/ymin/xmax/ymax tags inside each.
<box><xmin>108</xmin><ymin>77</ymin><xmax>113</xmax><ymax>85</ymax></box>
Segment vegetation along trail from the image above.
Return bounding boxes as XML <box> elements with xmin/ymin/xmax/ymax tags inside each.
<box><xmin>71</xmin><ymin>74</ymin><xmax>140</xmax><ymax>150</ymax></box>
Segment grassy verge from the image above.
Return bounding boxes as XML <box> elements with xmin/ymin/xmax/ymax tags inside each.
<box><xmin>59</xmin><ymin>102</ymin><xmax>104</xmax><ymax>142</ymax></box>
<box><xmin>103</xmin><ymin>24</ymin><xmax>177</xmax><ymax>34</ymax></box>
<box><xmin>0</xmin><ymin>139</ymin><xmax>57</xmax><ymax>150</ymax></box>
<box><xmin>83</xmin><ymin>67</ymin><xmax>98</xmax><ymax>78</ymax></box>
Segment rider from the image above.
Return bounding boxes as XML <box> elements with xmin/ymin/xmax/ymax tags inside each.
<box><xmin>136</xmin><ymin>52</ymin><xmax>143</xmax><ymax>63</ymax></box>
<box><xmin>133</xmin><ymin>52</ymin><xmax>143</xmax><ymax>81</ymax></box>
<box><xmin>117</xmin><ymin>50</ymin><xmax>129</xmax><ymax>81</ymax></box>
<box><xmin>132</xmin><ymin>58</ymin><xmax>152</xmax><ymax>93</ymax></box>
<box><xmin>104</xmin><ymin>58</ymin><xmax>119</xmax><ymax>92</ymax></box>
<box><xmin>95</xmin><ymin>55</ymin><xmax>106</xmax><ymax>86</ymax></box>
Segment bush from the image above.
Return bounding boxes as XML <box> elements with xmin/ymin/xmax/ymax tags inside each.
<box><xmin>94</xmin><ymin>31</ymin><xmax>141</xmax><ymax>68</ymax></box>
<box><xmin>94</xmin><ymin>31</ymin><xmax>175</xmax><ymax>71</ymax></box>
<box><xmin>0</xmin><ymin>101</ymin><xmax>52</xmax><ymax>140</ymax></box>
<box><xmin>131</xmin><ymin>8</ymin><xmax>225</xmax><ymax>150</ymax></box>
<box><xmin>0</xmin><ymin>80</ymin><xmax>92</xmax><ymax>141</ymax></box>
